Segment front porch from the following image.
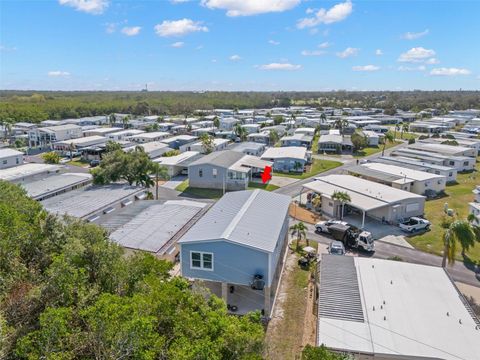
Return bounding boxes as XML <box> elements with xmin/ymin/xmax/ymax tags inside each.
<box><xmin>202</xmin><ymin>280</ymin><xmax>272</xmax><ymax>316</ymax></box>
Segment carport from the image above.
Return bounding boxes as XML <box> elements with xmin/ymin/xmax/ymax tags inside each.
<box><xmin>301</xmin><ymin>179</ymin><xmax>390</xmax><ymax>228</ymax></box>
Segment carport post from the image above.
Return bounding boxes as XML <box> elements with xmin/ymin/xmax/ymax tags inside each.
<box><xmin>221</xmin><ymin>282</ymin><xmax>228</xmax><ymax>303</ymax></box>
<box><xmin>362</xmin><ymin>210</ymin><xmax>366</xmax><ymax>229</ymax></box>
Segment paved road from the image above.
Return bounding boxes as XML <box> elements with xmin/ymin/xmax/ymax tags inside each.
<box><xmin>274</xmin><ymin>141</ymin><xmax>408</xmax><ymax>197</ymax></box>
<box><xmin>298</xmin><ymin>221</ymin><xmax>480</xmax><ymax>288</ymax></box>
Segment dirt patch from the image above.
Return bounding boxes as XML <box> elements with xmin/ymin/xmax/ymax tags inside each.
<box><xmin>289</xmin><ymin>203</ymin><xmax>321</xmax><ymax>224</ymax></box>
<box><xmin>265</xmin><ymin>245</ymin><xmax>317</xmax><ymax>359</ymax></box>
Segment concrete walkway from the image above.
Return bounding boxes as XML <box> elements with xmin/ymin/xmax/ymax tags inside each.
<box><xmin>162</xmin><ymin>175</ymin><xmax>187</xmax><ymax>189</ymax></box>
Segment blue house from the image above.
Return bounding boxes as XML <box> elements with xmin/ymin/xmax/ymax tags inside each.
<box><xmin>178</xmin><ymin>189</ymin><xmax>291</xmax><ymax>315</ymax></box>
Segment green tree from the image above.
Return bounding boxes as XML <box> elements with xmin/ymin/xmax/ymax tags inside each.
<box><xmin>234</xmin><ymin>123</ymin><xmax>247</xmax><ymax>142</ymax></box>
<box><xmin>162</xmin><ymin>149</ymin><xmax>181</xmax><ymax>157</ymax></box>
<box><xmin>302</xmin><ymin>345</ymin><xmax>351</xmax><ymax>360</ymax></box>
<box><xmin>105</xmin><ymin>140</ymin><xmax>122</xmax><ymax>153</ymax></box>
<box><xmin>213</xmin><ymin>116</ymin><xmax>220</xmax><ymax>129</ymax></box>
<box><xmin>108</xmin><ymin>113</ymin><xmax>116</xmax><ymax>126</ymax></box>
<box><xmin>199</xmin><ymin>133</ymin><xmax>215</xmax><ymax>154</ymax></box>
<box><xmin>269</xmin><ymin>129</ymin><xmax>279</xmax><ymax>146</ymax></box>
<box><xmin>333</xmin><ymin>119</ymin><xmax>349</xmax><ymax>135</ymax></box>
<box><xmin>290</xmin><ymin>221</ymin><xmax>307</xmax><ymax>248</ymax></box>
<box><xmin>41</xmin><ymin>151</ymin><xmax>60</xmax><ymax>164</ymax></box>
<box><xmin>401</xmin><ymin>122</ymin><xmax>409</xmax><ymax>139</ymax></box>
<box><xmin>331</xmin><ymin>190</ymin><xmax>351</xmax><ymax>219</ymax></box>
<box><xmin>394</xmin><ymin>123</ymin><xmax>401</xmax><ymax>140</ymax></box>
<box><xmin>442</xmin><ymin>219</ymin><xmax>479</xmax><ymax>266</ymax></box>
<box><xmin>91</xmin><ymin>147</ymin><xmax>155</xmax><ymax>187</ymax></box>
<box><xmin>273</xmin><ymin>115</ymin><xmax>284</xmax><ymax>125</ymax></box>
<box><xmin>381</xmin><ymin>132</ymin><xmax>395</xmax><ymax>156</ymax></box>
<box><xmin>351</xmin><ymin>132</ymin><xmax>368</xmax><ymax>151</ymax></box>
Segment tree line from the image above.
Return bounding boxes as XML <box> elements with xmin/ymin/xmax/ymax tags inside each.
<box><xmin>1</xmin><ymin>90</ymin><xmax>479</xmax><ymax>123</ymax></box>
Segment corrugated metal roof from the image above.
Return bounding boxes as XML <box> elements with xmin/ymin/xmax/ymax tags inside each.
<box><xmin>108</xmin><ymin>200</ymin><xmax>207</xmax><ymax>253</ymax></box>
<box><xmin>178</xmin><ymin>189</ymin><xmax>290</xmax><ymax>253</ymax></box>
<box><xmin>318</xmin><ymin>255</ymin><xmax>364</xmax><ymax>323</ymax></box>
<box><xmin>22</xmin><ymin>173</ymin><xmax>92</xmax><ymax>199</ymax></box>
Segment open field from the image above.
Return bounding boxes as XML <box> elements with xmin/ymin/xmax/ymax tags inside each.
<box><xmin>408</xmin><ymin>171</ymin><xmax>480</xmax><ymax>264</ymax></box>
<box><xmin>273</xmin><ymin>159</ymin><xmax>342</xmax><ymax>180</ymax></box>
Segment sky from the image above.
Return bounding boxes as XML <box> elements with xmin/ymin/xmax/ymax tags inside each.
<box><xmin>1</xmin><ymin>0</ymin><xmax>479</xmax><ymax>91</ymax></box>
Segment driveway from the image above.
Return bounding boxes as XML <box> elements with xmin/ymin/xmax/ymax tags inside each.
<box><xmin>162</xmin><ymin>175</ymin><xmax>187</xmax><ymax>190</ymax></box>
<box><xmin>295</xmin><ymin>220</ymin><xmax>480</xmax><ymax>288</ymax></box>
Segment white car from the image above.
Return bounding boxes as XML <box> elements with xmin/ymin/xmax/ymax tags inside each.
<box><xmin>399</xmin><ymin>217</ymin><xmax>431</xmax><ymax>233</ymax></box>
<box><xmin>315</xmin><ymin>219</ymin><xmax>348</xmax><ymax>233</ymax></box>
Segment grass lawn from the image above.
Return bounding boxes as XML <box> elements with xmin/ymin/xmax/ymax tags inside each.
<box><xmin>247</xmin><ymin>182</ymin><xmax>280</xmax><ymax>191</ymax></box>
<box><xmin>310</xmin><ymin>133</ymin><xmax>320</xmax><ymax>154</ymax></box>
<box><xmin>66</xmin><ymin>158</ymin><xmax>90</xmax><ymax>167</ymax></box>
<box><xmin>273</xmin><ymin>159</ymin><xmax>342</xmax><ymax>180</ymax></box>
<box><xmin>353</xmin><ymin>140</ymin><xmax>402</xmax><ymax>157</ymax></box>
<box><xmin>175</xmin><ymin>179</ymin><xmax>223</xmax><ymax>199</ymax></box>
<box><xmin>408</xmin><ymin>171</ymin><xmax>480</xmax><ymax>264</ymax></box>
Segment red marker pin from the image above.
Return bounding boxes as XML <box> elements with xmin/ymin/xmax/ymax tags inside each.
<box><xmin>261</xmin><ymin>166</ymin><xmax>272</xmax><ymax>184</ymax></box>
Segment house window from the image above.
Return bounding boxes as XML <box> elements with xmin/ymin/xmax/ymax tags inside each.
<box><xmin>449</xmin><ymin>161</ymin><xmax>455</xmax><ymax>166</ymax></box>
<box><xmin>464</xmin><ymin>161</ymin><xmax>469</xmax><ymax>166</ymax></box>
<box><xmin>212</xmin><ymin>168</ymin><xmax>217</xmax><ymax>178</ymax></box>
<box><xmin>199</xmin><ymin>169</ymin><xmax>203</xmax><ymax>177</ymax></box>
<box><xmin>190</xmin><ymin>251</ymin><xmax>213</xmax><ymax>270</ymax></box>
<box><xmin>449</xmin><ymin>172</ymin><xmax>453</xmax><ymax>177</ymax></box>
<box><xmin>2</xmin><ymin>160</ymin><xmax>7</xmax><ymax>165</ymax></box>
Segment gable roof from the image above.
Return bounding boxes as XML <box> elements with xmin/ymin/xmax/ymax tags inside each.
<box><xmin>178</xmin><ymin>189</ymin><xmax>290</xmax><ymax>253</ymax></box>
<box><xmin>188</xmin><ymin>150</ymin><xmax>244</xmax><ymax>168</ymax></box>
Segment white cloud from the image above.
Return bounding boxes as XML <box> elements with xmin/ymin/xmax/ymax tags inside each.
<box><xmin>398</xmin><ymin>47</ymin><xmax>436</xmax><ymax>63</ymax></box>
<box><xmin>352</xmin><ymin>65</ymin><xmax>380</xmax><ymax>72</ymax></box>
<box><xmin>430</xmin><ymin>67</ymin><xmax>471</xmax><ymax>76</ymax></box>
<box><xmin>211</xmin><ymin>59</ymin><xmax>218</xmax><ymax>63</ymax></box>
<box><xmin>105</xmin><ymin>22</ymin><xmax>116</xmax><ymax>34</ymax></box>
<box><xmin>229</xmin><ymin>54</ymin><xmax>242</xmax><ymax>61</ymax></box>
<box><xmin>257</xmin><ymin>63</ymin><xmax>302</xmax><ymax>71</ymax></box>
<box><xmin>336</xmin><ymin>47</ymin><xmax>359</xmax><ymax>58</ymax></box>
<box><xmin>301</xmin><ymin>50</ymin><xmax>325</xmax><ymax>56</ymax></box>
<box><xmin>402</xmin><ymin>29</ymin><xmax>429</xmax><ymax>40</ymax></box>
<box><xmin>398</xmin><ymin>65</ymin><xmax>426</xmax><ymax>72</ymax></box>
<box><xmin>375</xmin><ymin>49</ymin><xmax>383</xmax><ymax>56</ymax></box>
<box><xmin>48</xmin><ymin>71</ymin><xmax>70</xmax><ymax>77</ymax></box>
<box><xmin>425</xmin><ymin>57</ymin><xmax>439</xmax><ymax>64</ymax></box>
<box><xmin>201</xmin><ymin>0</ymin><xmax>300</xmax><ymax>17</ymax></box>
<box><xmin>305</xmin><ymin>7</ymin><xmax>315</xmax><ymax>14</ymax></box>
<box><xmin>171</xmin><ymin>41</ymin><xmax>185</xmax><ymax>48</ymax></box>
<box><xmin>297</xmin><ymin>1</ymin><xmax>352</xmax><ymax>29</ymax></box>
<box><xmin>121</xmin><ymin>26</ymin><xmax>141</xmax><ymax>36</ymax></box>
<box><xmin>269</xmin><ymin>40</ymin><xmax>280</xmax><ymax>45</ymax></box>
<box><xmin>318</xmin><ymin>41</ymin><xmax>331</xmax><ymax>48</ymax></box>
<box><xmin>58</xmin><ymin>0</ymin><xmax>108</xmax><ymax>15</ymax></box>
<box><xmin>154</xmin><ymin>19</ymin><xmax>208</xmax><ymax>37</ymax></box>
<box><xmin>196</xmin><ymin>45</ymin><xmax>204</xmax><ymax>50</ymax></box>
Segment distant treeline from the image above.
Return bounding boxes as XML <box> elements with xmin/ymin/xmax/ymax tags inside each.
<box><xmin>0</xmin><ymin>90</ymin><xmax>479</xmax><ymax>123</ymax></box>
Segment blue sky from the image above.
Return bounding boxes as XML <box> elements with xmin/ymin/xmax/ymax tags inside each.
<box><xmin>1</xmin><ymin>0</ymin><xmax>479</xmax><ymax>91</ymax></box>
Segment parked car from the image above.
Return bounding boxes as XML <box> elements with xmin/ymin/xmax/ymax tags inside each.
<box><xmin>90</xmin><ymin>159</ymin><xmax>100</xmax><ymax>167</ymax></box>
<box><xmin>399</xmin><ymin>217</ymin><xmax>431</xmax><ymax>233</ymax></box>
<box><xmin>315</xmin><ymin>219</ymin><xmax>348</xmax><ymax>233</ymax></box>
<box><xmin>328</xmin><ymin>240</ymin><xmax>345</xmax><ymax>255</ymax></box>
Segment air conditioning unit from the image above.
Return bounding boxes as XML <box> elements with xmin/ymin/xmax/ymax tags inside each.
<box><xmin>251</xmin><ymin>274</ymin><xmax>265</xmax><ymax>290</ymax></box>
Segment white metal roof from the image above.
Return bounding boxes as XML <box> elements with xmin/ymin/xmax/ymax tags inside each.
<box><xmin>360</xmin><ymin>162</ymin><xmax>445</xmax><ymax>182</ymax></box>
<box><xmin>21</xmin><ymin>173</ymin><xmax>92</xmax><ymax>199</ymax></box>
<box><xmin>303</xmin><ymin>175</ymin><xmax>424</xmax><ymax>211</ymax></box>
<box><xmin>153</xmin><ymin>151</ymin><xmax>200</xmax><ymax>166</ymax></box>
<box><xmin>317</xmin><ymin>256</ymin><xmax>480</xmax><ymax>360</ymax></box>
<box><xmin>0</xmin><ymin>148</ymin><xmax>23</xmax><ymax>158</ymax></box>
<box><xmin>408</xmin><ymin>143</ymin><xmax>473</xmax><ymax>156</ymax></box>
<box><xmin>129</xmin><ymin>131</ymin><xmax>170</xmax><ymax>139</ymax></box>
<box><xmin>55</xmin><ymin>135</ymin><xmax>106</xmax><ymax>146</ymax></box>
<box><xmin>178</xmin><ymin>189</ymin><xmax>291</xmax><ymax>253</ymax></box>
<box><xmin>0</xmin><ymin>163</ymin><xmax>61</xmax><ymax>181</ymax></box>
<box><xmin>261</xmin><ymin>146</ymin><xmax>307</xmax><ymax>161</ymax></box>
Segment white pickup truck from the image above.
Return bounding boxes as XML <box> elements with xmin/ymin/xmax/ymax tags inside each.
<box><xmin>399</xmin><ymin>217</ymin><xmax>431</xmax><ymax>233</ymax></box>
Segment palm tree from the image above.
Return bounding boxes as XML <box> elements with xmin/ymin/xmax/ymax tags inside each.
<box><xmin>334</xmin><ymin>119</ymin><xmax>349</xmax><ymax>135</ymax></box>
<box><xmin>381</xmin><ymin>132</ymin><xmax>395</xmax><ymax>156</ymax></box>
<box><xmin>442</xmin><ymin>220</ymin><xmax>477</xmax><ymax>267</ymax></box>
<box><xmin>213</xmin><ymin>116</ymin><xmax>220</xmax><ymax>130</ymax></box>
<box><xmin>402</xmin><ymin>122</ymin><xmax>409</xmax><ymax>139</ymax></box>
<box><xmin>68</xmin><ymin>142</ymin><xmax>77</xmax><ymax>160</ymax></box>
<box><xmin>150</xmin><ymin>162</ymin><xmax>169</xmax><ymax>200</ymax></box>
<box><xmin>311</xmin><ymin>196</ymin><xmax>321</xmax><ymax>211</ymax></box>
<box><xmin>290</xmin><ymin>221</ymin><xmax>307</xmax><ymax>248</ymax></box>
<box><xmin>331</xmin><ymin>190</ymin><xmax>351</xmax><ymax>219</ymax></box>
<box><xmin>320</xmin><ymin>113</ymin><xmax>327</xmax><ymax>123</ymax></box>
<box><xmin>394</xmin><ymin>123</ymin><xmax>401</xmax><ymax>140</ymax></box>
<box><xmin>109</xmin><ymin>113</ymin><xmax>116</xmax><ymax>127</ymax></box>
<box><xmin>122</xmin><ymin>115</ymin><xmax>130</xmax><ymax>129</ymax></box>
<box><xmin>234</xmin><ymin>124</ymin><xmax>247</xmax><ymax>142</ymax></box>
